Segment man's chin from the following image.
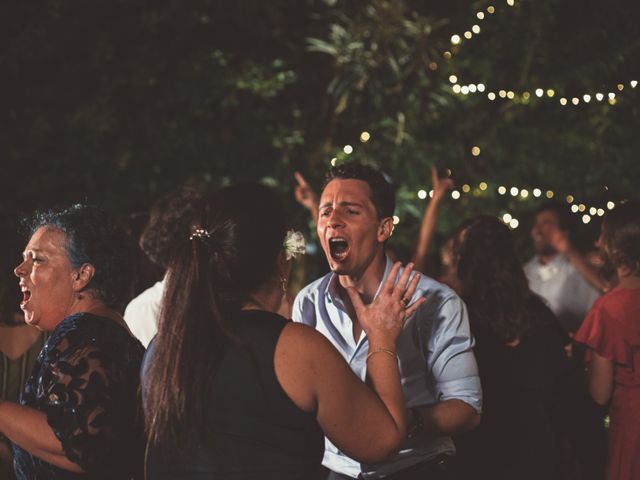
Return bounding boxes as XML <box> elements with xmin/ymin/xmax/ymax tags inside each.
<box><xmin>327</xmin><ymin>258</ymin><xmax>351</xmax><ymax>275</ymax></box>
<box><xmin>535</xmin><ymin>246</ymin><xmax>557</xmax><ymax>256</ymax></box>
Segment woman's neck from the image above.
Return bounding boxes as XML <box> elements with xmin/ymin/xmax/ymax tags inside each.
<box><xmin>617</xmin><ymin>271</ymin><xmax>640</xmax><ymax>289</ymax></box>
<box><xmin>242</xmin><ymin>283</ymin><xmax>283</xmax><ymax>314</ymax></box>
<box><xmin>68</xmin><ymin>295</ymin><xmax>131</xmax><ymax>333</ymax></box>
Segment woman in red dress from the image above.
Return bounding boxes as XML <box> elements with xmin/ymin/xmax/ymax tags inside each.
<box><xmin>574</xmin><ymin>201</ymin><xmax>640</xmax><ymax>480</ymax></box>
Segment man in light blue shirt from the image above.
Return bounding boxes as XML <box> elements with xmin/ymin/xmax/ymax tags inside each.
<box><xmin>293</xmin><ymin>162</ymin><xmax>482</xmax><ymax>479</ymax></box>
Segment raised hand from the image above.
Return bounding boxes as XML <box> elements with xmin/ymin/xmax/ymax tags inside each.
<box><xmin>294</xmin><ymin>172</ymin><xmax>319</xmax><ymax>220</ymax></box>
<box><xmin>344</xmin><ymin>262</ymin><xmax>426</xmax><ymax>348</ymax></box>
<box><xmin>431</xmin><ymin>166</ymin><xmax>454</xmax><ymax>203</ymax></box>
<box><xmin>549</xmin><ymin>227</ymin><xmax>571</xmax><ymax>254</ymax></box>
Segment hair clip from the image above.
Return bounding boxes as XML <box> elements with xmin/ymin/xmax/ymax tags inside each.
<box><xmin>189</xmin><ymin>227</ymin><xmax>211</xmax><ymax>241</ymax></box>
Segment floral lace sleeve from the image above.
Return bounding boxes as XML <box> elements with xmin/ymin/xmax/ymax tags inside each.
<box><xmin>39</xmin><ymin>335</ymin><xmax>127</xmax><ymax>472</ymax></box>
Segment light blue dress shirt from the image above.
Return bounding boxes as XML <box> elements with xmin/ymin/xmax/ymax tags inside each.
<box><xmin>523</xmin><ymin>253</ymin><xmax>600</xmax><ymax>332</ymax></box>
<box><xmin>292</xmin><ymin>258</ymin><xmax>482</xmax><ymax>479</ymax></box>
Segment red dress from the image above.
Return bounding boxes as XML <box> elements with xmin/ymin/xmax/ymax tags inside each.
<box><xmin>575</xmin><ymin>287</ymin><xmax>640</xmax><ymax>480</ymax></box>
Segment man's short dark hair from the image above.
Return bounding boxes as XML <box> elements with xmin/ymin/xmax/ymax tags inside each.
<box><xmin>535</xmin><ymin>201</ymin><xmax>574</xmax><ymax>233</ymax></box>
<box><xmin>322</xmin><ymin>162</ymin><xmax>395</xmax><ymax>219</ymax></box>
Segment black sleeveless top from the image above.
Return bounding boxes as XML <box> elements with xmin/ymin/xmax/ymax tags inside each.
<box><xmin>147</xmin><ymin>310</ymin><xmax>324</xmax><ymax>479</ymax></box>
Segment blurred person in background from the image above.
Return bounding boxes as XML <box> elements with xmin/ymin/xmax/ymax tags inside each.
<box><xmin>575</xmin><ymin>201</ymin><xmax>640</xmax><ymax>480</ymax></box>
<box><xmin>124</xmin><ymin>188</ymin><xmax>201</xmax><ymax>347</ymax></box>
<box><xmin>455</xmin><ymin>216</ymin><xmax>572</xmax><ymax>480</ymax></box>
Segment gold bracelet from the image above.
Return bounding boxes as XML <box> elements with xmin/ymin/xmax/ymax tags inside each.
<box><xmin>366</xmin><ymin>348</ymin><xmax>397</xmax><ymax>361</ymax></box>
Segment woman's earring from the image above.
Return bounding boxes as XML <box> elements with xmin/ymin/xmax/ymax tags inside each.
<box><xmin>280</xmin><ymin>276</ymin><xmax>288</xmax><ymax>294</ymax></box>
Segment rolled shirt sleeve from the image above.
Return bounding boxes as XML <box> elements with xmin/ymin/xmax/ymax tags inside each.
<box><xmin>426</xmin><ymin>295</ymin><xmax>482</xmax><ymax>413</ymax></box>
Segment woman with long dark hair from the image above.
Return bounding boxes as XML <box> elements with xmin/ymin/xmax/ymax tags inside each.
<box><xmin>454</xmin><ymin>216</ymin><xmax>572</xmax><ymax>480</ymax></box>
<box><xmin>142</xmin><ymin>183</ymin><xmax>423</xmax><ymax>479</ymax></box>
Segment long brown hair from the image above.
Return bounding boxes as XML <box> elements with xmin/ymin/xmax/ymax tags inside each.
<box><xmin>601</xmin><ymin>201</ymin><xmax>640</xmax><ymax>275</ymax></box>
<box><xmin>143</xmin><ymin>183</ymin><xmax>287</xmax><ymax>449</ymax></box>
<box><xmin>458</xmin><ymin>216</ymin><xmax>558</xmax><ymax>343</ymax></box>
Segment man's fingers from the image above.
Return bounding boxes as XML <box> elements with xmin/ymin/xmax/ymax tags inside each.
<box><xmin>431</xmin><ymin>166</ymin><xmax>439</xmax><ymax>188</ymax></box>
<box><xmin>294</xmin><ymin>171</ymin><xmax>308</xmax><ymax>187</ymax></box>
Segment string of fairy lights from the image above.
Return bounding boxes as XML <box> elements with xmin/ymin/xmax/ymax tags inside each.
<box><xmin>442</xmin><ymin>0</ymin><xmax>638</xmax><ymax>107</ymax></box>
<box><xmin>325</xmin><ymin>1</ymin><xmax>629</xmax><ymax>229</ymax></box>
<box><xmin>406</xmin><ymin>180</ymin><xmax>617</xmax><ymax>230</ymax></box>
<box><xmin>330</xmin><ymin>133</ymin><xmax>620</xmax><ymax>230</ymax></box>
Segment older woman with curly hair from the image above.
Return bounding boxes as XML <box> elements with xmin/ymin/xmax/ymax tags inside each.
<box><xmin>0</xmin><ymin>205</ymin><xmax>144</xmax><ymax>479</ymax></box>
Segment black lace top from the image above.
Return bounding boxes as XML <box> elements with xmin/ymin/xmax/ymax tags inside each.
<box><xmin>13</xmin><ymin>312</ymin><xmax>145</xmax><ymax>479</ymax></box>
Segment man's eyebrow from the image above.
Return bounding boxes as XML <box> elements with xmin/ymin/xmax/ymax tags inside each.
<box><xmin>319</xmin><ymin>201</ymin><xmax>364</xmax><ymax>209</ymax></box>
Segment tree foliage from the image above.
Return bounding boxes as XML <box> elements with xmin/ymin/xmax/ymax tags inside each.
<box><xmin>1</xmin><ymin>0</ymin><xmax>638</xmax><ymax>262</ymax></box>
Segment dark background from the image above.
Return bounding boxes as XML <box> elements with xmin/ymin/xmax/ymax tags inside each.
<box><xmin>2</xmin><ymin>0</ymin><xmax>639</xmax><ymax>280</ymax></box>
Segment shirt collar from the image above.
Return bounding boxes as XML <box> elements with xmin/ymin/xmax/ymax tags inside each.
<box><xmin>324</xmin><ymin>257</ymin><xmax>394</xmax><ymax>307</ymax></box>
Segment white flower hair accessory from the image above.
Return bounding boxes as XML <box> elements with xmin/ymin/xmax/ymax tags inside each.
<box><xmin>284</xmin><ymin>230</ymin><xmax>306</xmax><ymax>260</ymax></box>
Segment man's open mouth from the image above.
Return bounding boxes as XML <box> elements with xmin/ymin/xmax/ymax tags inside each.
<box><xmin>329</xmin><ymin>237</ymin><xmax>350</xmax><ymax>261</ymax></box>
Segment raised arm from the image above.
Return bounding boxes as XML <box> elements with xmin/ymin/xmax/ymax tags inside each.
<box><xmin>550</xmin><ymin>228</ymin><xmax>608</xmax><ymax>293</ymax></box>
<box><xmin>294</xmin><ymin>171</ymin><xmax>319</xmax><ymax>224</ymax></box>
<box><xmin>412</xmin><ymin>167</ymin><xmax>454</xmax><ymax>273</ymax></box>
<box><xmin>276</xmin><ymin>262</ymin><xmax>425</xmax><ymax>463</ymax></box>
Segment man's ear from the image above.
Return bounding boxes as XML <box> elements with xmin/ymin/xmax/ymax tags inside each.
<box><xmin>72</xmin><ymin>263</ymin><xmax>96</xmax><ymax>291</ymax></box>
<box><xmin>377</xmin><ymin>217</ymin><xmax>394</xmax><ymax>243</ymax></box>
